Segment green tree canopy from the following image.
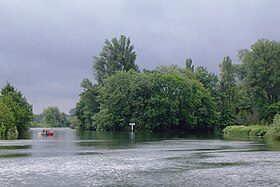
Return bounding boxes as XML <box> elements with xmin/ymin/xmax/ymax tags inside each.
<box><xmin>195</xmin><ymin>66</ymin><xmax>219</xmax><ymax>104</ymax></box>
<box><xmin>238</xmin><ymin>39</ymin><xmax>280</xmax><ymax>104</ymax></box>
<box><xmin>43</xmin><ymin>106</ymin><xmax>69</xmax><ymax>127</ymax></box>
<box><xmin>75</xmin><ymin>78</ymin><xmax>100</xmax><ymax>130</ymax></box>
<box><xmin>93</xmin><ymin>35</ymin><xmax>139</xmax><ymax>83</ymax></box>
<box><xmin>0</xmin><ymin>97</ymin><xmax>17</xmax><ymax>137</ymax></box>
<box><xmin>218</xmin><ymin>56</ymin><xmax>239</xmax><ymax>127</ymax></box>
<box><xmin>0</xmin><ymin>82</ymin><xmax>33</xmax><ymax>135</ymax></box>
<box><xmin>219</xmin><ymin>56</ymin><xmax>237</xmax><ymax>105</ymax></box>
<box><xmin>76</xmin><ymin>36</ymin><xmax>280</xmax><ymax>132</ymax></box>
<box><xmin>235</xmin><ymin>39</ymin><xmax>280</xmax><ymax>123</ymax></box>
<box><xmin>94</xmin><ymin>67</ymin><xmax>219</xmax><ymax>132</ymax></box>
<box><xmin>185</xmin><ymin>58</ymin><xmax>194</xmax><ymax>72</ymax></box>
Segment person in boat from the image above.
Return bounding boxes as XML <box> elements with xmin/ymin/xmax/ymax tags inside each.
<box><xmin>42</xmin><ymin>129</ymin><xmax>46</xmax><ymax>134</ymax></box>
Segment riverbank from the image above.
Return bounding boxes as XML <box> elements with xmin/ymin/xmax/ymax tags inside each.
<box><xmin>223</xmin><ymin>125</ymin><xmax>269</xmax><ymax>138</ymax></box>
<box><xmin>1</xmin><ymin>128</ymin><xmax>280</xmax><ymax>186</ymax></box>
<box><xmin>223</xmin><ymin>114</ymin><xmax>280</xmax><ymax>140</ymax></box>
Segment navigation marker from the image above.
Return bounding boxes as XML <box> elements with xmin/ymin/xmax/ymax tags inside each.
<box><xmin>129</xmin><ymin>123</ymin><xmax>135</xmax><ymax>132</ymax></box>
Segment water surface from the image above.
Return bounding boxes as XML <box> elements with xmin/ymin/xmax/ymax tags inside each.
<box><xmin>0</xmin><ymin>128</ymin><xmax>280</xmax><ymax>187</ymax></box>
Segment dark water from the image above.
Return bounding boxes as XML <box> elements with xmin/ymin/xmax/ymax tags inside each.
<box><xmin>1</xmin><ymin>128</ymin><xmax>280</xmax><ymax>187</ymax></box>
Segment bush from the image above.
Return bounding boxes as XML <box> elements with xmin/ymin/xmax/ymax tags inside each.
<box><xmin>263</xmin><ymin>102</ymin><xmax>280</xmax><ymax>123</ymax></box>
<box><xmin>273</xmin><ymin>114</ymin><xmax>280</xmax><ymax>125</ymax></box>
<box><xmin>223</xmin><ymin>125</ymin><xmax>269</xmax><ymax>138</ymax></box>
<box><xmin>265</xmin><ymin>114</ymin><xmax>280</xmax><ymax>140</ymax></box>
<box><xmin>70</xmin><ymin>116</ymin><xmax>80</xmax><ymax>129</ymax></box>
<box><xmin>249</xmin><ymin>126</ymin><xmax>269</xmax><ymax>137</ymax></box>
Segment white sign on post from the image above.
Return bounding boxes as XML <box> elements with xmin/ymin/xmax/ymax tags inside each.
<box><xmin>129</xmin><ymin>123</ymin><xmax>135</xmax><ymax>132</ymax></box>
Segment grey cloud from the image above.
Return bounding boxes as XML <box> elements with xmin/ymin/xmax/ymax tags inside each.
<box><xmin>1</xmin><ymin>0</ymin><xmax>280</xmax><ymax>113</ymax></box>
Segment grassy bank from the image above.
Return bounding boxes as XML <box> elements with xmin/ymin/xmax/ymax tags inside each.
<box><xmin>223</xmin><ymin>114</ymin><xmax>280</xmax><ymax>140</ymax></box>
<box><xmin>223</xmin><ymin>125</ymin><xmax>269</xmax><ymax>138</ymax></box>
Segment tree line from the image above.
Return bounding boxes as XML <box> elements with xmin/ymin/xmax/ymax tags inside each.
<box><xmin>73</xmin><ymin>36</ymin><xmax>280</xmax><ymax>132</ymax></box>
<box><xmin>33</xmin><ymin>106</ymin><xmax>70</xmax><ymax>127</ymax></box>
<box><xmin>1</xmin><ymin>36</ymin><xmax>279</xmax><ymax>136</ymax></box>
<box><xmin>0</xmin><ymin>82</ymin><xmax>70</xmax><ymax>138</ymax></box>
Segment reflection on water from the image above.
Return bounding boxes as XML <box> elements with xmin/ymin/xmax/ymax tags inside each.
<box><xmin>1</xmin><ymin>128</ymin><xmax>280</xmax><ymax>186</ymax></box>
<box><xmin>31</xmin><ymin>128</ymin><xmax>77</xmax><ymax>157</ymax></box>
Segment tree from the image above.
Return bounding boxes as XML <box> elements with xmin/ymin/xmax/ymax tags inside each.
<box><xmin>94</xmin><ymin>67</ymin><xmax>219</xmax><ymax>132</ymax></box>
<box><xmin>237</xmin><ymin>39</ymin><xmax>280</xmax><ymax>123</ymax></box>
<box><xmin>219</xmin><ymin>56</ymin><xmax>237</xmax><ymax>105</ymax></box>
<box><xmin>185</xmin><ymin>58</ymin><xmax>194</xmax><ymax>72</ymax></box>
<box><xmin>70</xmin><ymin>116</ymin><xmax>79</xmax><ymax>129</ymax></box>
<box><xmin>33</xmin><ymin>113</ymin><xmax>44</xmax><ymax>123</ymax></box>
<box><xmin>75</xmin><ymin>79</ymin><xmax>100</xmax><ymax>130</ymax></box>
<box><xmin>93</xmin><ymin>35</ymin><xmax>139</xmax><ymax>83</ymax></box>
<box><xmin>43</xmin><ymin>106</ymin><xmax>69</xmax><ymax>127</ymax></box>
<box><xmin>76</xmin><ymin>35</ymin><xmax>139</xmax><ymax>130</ymax></box>
<box><xmin>0</xmin><ymin>97</ymin><xmax>17</xmax><ymax>137</ymax></box>
<box><xmin>93</xmin><ymin>70</ymin><xmax>148</xmax><ymax>131</ymax></box>
<box><xmin>69</xmin><ymin>108</ymin><xmax>76</xmax><ymax>117</ymax></box>
<box><xmin>262</xmin><ymin>102</ymin><xmax>280</xmax><ymax>124</ymax></box>
<box><xmin>1</xmin><ymin>82</ymin><xmax>33</xmax><ymax>135</ymax></box>
<box><xmin>218</xmin><ymin>57</ymin><xmax>238</xmax><ymax>127</ymax></box>
<box><xmin>195</xmin><ymin>66</ymin><xmax>220</xmax><ymax>104</ymax></box>
<box><xmin>238</xmin><ymin>39</ymin><xmax>280</xmax><ymax>105</ymax></box>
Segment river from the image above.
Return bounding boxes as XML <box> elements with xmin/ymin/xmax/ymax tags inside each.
<box><xmin>0</xmin><ymin>128</ymin><xmax>280</xmax><ymax>187</ymax></box>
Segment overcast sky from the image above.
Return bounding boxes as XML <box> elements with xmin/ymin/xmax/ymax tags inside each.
<box><xmin>0</xmin><ymin>0</ymin><xmax>279</xmax><ymax>114</ymax></box>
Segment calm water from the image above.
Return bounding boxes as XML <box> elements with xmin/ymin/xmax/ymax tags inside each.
<box><xmin>1</xmin><ymin>128</ymin><xmax>280</xmax><ymax>187</ymax></box>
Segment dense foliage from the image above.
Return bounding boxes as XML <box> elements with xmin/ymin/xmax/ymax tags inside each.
<box><xmin>239</xmin><ymin>39</ymin><xmax>280</xmax><ymax>104</ymax></box>
<box><xmin>74</xmin><ymin>36</ymin><xmax>279</xmax><ymax>133</ymax></box>
<box><xmin>0</xmin><ymin>83</ymin><xmax>33</xmax><ymax>137</ymax></box>
<box><xmin>41</xmin><ymin>106</ymin><xmax>70</xmax><ymax>127</ymax></box>
<box><xmin>32</xmin><ymin>107</ymin><xmax>71</xmax><ymax>128</ymax></box>
<box><xmin>216</xmin><ymin>39</ymin><xmax>280</xmax><ymax>127</ymax></box>
<box><xmin>75</xmin><ymin>79</ymin><xmax>99</xmax><ymax>130</ymax></box>
<box><xmin>223</xmin><ymin>125</ymin><xmax>269</xmax><ymax>138</ymax></box>
<box><xmin>93</xmin><ymin>69</ymin><xmax>218</xmax><ymax>131</ymax></box>
<box><xmin>0</xmin><ymin>98</ymin><xmax>17</xmax><ymax>137</ymax></box>
<box><xmin>265</xmin><ymin>114</ymin><xmax>280</xmax><ymax>140</ymax></box>
<box><xmin>93</xmin><ymin>35</ymin><xmax>139</xmax><ymax>84</ymax></box>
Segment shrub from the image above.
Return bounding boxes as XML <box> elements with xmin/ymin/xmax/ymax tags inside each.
<box><xmin>265</xmin><ymin>114</ymin><xmax>280</xmax><ymax>140</ymax></box>
<box><xmin>249</xmin><ymin>126</ymin><xmax>269</xmax><ymax>137</ymax></box>
<box><xmin>223</xmin><ymin>125</ymin><xmax>268</xmax><ymax>138</ymax></box>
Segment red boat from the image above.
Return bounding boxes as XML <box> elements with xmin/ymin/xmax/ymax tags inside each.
<box><xmin>45</xmin><ymin>131</ymin><xmax>54</xmax><ymax>136</ymax></box>
<box><xmin>40</xmin><ymin>129</ymin><xmax>54</xmax><ymax>136</ymax></box>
